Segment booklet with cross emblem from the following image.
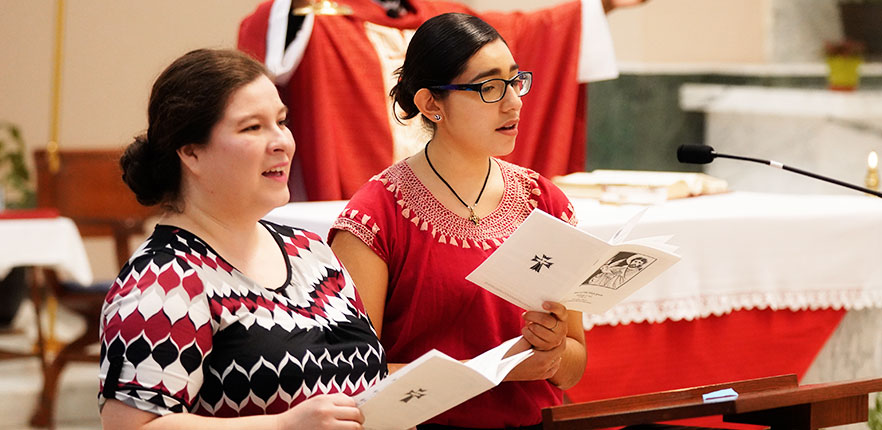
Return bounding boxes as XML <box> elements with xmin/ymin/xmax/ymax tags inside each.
<box><xmin>355</xmin><ymin>336</ymin><xmax>532</xmax><ymax>430</ymax></box>
<box><xmin>465</xmin><ymin>208</ymin><xmax>680</xmax><ymax>314</ymax></box>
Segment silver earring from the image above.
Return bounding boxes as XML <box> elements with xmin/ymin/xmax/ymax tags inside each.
<box><xmin>434</xmin><ymin>114</ymin><xmax>441</xmax><ymax>121</ymax></box>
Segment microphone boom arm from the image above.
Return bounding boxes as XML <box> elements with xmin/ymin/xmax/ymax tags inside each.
<box><xmin>714</xmin><ymin>153</ymin><xmax>882</xmax><ymax>198</ymax></box>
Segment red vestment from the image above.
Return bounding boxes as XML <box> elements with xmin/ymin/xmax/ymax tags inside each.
<box><xmin>240</xmin><ymin>0</ymin><xmax>588</xmax><ymax>201</ymax></box>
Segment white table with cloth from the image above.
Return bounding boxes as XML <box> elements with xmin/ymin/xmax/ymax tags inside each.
<box><xmin>0</xmin><ymin>214</ymin><xmax>92</xmax><ymax>286</ymax></box>
<box><xmin>0</xmin><ymin>211</ymin><xmax>93</xmax><ymax>361</ymax></box>
<box><xmin>266</xmin><ymin>192</ymin><xmax>882</xmax><ymax>408</ymax></box>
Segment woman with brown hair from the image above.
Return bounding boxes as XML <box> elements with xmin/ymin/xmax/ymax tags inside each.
<box><xmin>99</xmin><ymin>48</ymin><xmax>386</xmax><ymax>429</ymax></box>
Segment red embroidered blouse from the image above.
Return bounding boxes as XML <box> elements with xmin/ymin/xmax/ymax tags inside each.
<box><xmin>330</xmin><ymin>159</ymin><xmax>577</xmax><ymax>427</ymax></box>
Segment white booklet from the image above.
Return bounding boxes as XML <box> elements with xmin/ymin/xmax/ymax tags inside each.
<box><xmin>355</xmin><ymin>336</ymin><xmax>532</xmax><ymax>430</ymax></box>
<box><xmin>466</xmin><ymin>209</ymin><xmax>680</xmax><ymax>314</ymax></box>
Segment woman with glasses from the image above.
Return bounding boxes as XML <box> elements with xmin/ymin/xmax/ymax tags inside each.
<box><xmin>329</xmin><ymin>13</ymin><xmax>585</xmax><ymax>430</ymax></box>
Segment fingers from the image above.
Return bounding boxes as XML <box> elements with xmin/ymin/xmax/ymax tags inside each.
<box><xmin>327</xmin><ymin>392</ymin><xmax>357</xmax><ymax>407</ymax></box>
<box><xmin>327</xmin><ymin>393</ymin><xmax>365</xmax><ymax>424</ymax></box>
<box><xmin>542</xmin><ymin>301</ymin><xmax>567</xmax><ymax>319</ymax></box>
<box><xmin>505</xmin><ymin>343</ymin><xmax>566</xmax><ymax>382</ymax></box>
<box><xmin>537</xmin><ymin>350</ymin><xmax>563</xmax><ymax>380</ymax></box>
<box><xmin>503</xmin><ymin>337</ymin><xmax>533</xmax><ymax>359</ymax></box>
<box><xmin>521</xmin><ymin>323</ymin><xmax>559</xmax><ymax>350</ymax></box>
<box><xmin>522</xmin><ymin>302</ymin><xmax>568</xmax><ymax>350</ymax></box>
<box><xmin>282</xmin><ymin>394</ymin><xmax>365</xmax><ymax>430</ymax></box>
<box><xmin>335</xmin><ymin>406</ymin><xmax>365</xmax><ymax>425</ymax></box>
<box><xmin>523</xmin><ymin>302</ymin><xmax>567</xmax><ymax>329</ymax></box>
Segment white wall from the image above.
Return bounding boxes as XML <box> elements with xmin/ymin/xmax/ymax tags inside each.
<box><xmin>465</xmin><ymin>0</ymin><xmax>771</xmax><ymax>64</ymax></box>
<box><xmin>0</xmin><ymin>0</ymin><xmax>264</xmax><ymax>153</ymax></box>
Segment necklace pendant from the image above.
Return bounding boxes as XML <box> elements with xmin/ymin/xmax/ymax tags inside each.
<box><xmin>468</xmin><ymin>208</ymin><xmax>480</xmax><ymax>225</ymax></box>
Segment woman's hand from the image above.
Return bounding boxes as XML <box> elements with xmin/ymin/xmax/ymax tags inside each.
<box><xmin>102</xmin><ymin>394</ymin><xmax>364</xmax><ymax>429</ymax></box>
<box><xmin>503</xmin><ymin>301</ymin><xmax>568</xmax><ymax>382</ymax></box>
<box><xmin>521</xmin><ymin>301</ymin><xmax>568</xmax><ymax>351</ymax></box>
<box><xmin>503</xmin><ymin>338</ymin><xmax>566</xmax><ymax>382</ymax></box>
<box><xmin>277</xmin><ymin>393</ymin><xmax>364</xmax><ymax>430</ymax></box>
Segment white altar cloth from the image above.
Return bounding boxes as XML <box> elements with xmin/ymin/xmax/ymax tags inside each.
<box><xmin>266</xmin><ymin>192</ymin><xmax>882</xmax><ymax>326</ymax></box>
<box><xmin>0</xmin><ymin>217</ymin><xmax>93</xmax><ymax>285</ymax></box>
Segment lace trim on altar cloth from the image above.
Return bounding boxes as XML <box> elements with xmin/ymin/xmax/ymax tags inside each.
<box><xmin>583</xmin><ymin>288</ymin><xmax>882</xmax><ymax>328</ymax></box>
<box><xmin>338</xmin><ymin>159</ymin><xmax>576</xmax><ymax>251</ymax></box>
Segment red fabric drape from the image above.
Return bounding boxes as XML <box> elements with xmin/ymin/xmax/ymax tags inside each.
<box><xmin>239</xmin><ymin>0</ymin><xmax>586</xmax><ymax>200</ymax></box>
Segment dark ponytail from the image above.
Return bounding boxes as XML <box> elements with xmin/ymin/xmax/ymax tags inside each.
<box><xmin>389</xmin><ymin>13</ymin><xmax>503</xmax><ymax>129</ymax></box>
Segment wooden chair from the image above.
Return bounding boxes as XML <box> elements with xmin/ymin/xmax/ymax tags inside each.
<box><xmin>29</xmin><ymin>149</ymin><xmax>155</xmax><ymax>428</ymax></box>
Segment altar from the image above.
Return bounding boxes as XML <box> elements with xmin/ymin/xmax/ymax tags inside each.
<box><xmin>267</xmin><ymin>192</ymin><xmax>882</xmax><ymax>403</ymax></box>
<box><xmin>680</xmin><ymin>83</ymin><xmax>882</xmax><ymax>195</ymax></box>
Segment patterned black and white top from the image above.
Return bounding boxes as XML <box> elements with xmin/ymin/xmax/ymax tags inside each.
<box><xmin>98</xmin><ymin>221</ymin><xmax>387</xmax><ymax>417</ymax></box>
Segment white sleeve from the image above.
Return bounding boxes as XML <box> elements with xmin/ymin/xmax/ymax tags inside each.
<box><xmin>265</xmin><ymin>0</ymin><xmax>314</xmax><ymax>85</ymax></box>
<box><xmin>578</xmin><ymin>0</ymin><xmax>619</xmax><ymax>82</ymax></box>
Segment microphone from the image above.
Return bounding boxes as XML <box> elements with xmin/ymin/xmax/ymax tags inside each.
<box><xmin>677</xmin><ymin>144</ymin><xmax>882</xmax><ymax>198</ymax></box>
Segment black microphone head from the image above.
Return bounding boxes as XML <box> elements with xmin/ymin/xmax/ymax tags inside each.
<box><xmin>677</xmin><ymin>144</ymin><xmax>716</xmax><ymax>164</ymax></box>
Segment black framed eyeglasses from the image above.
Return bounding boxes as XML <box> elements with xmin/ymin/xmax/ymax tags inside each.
<box><xmin>429</xmin><ymin>71</ymin><xmax>533</xmax><ymax>103</ymax></box>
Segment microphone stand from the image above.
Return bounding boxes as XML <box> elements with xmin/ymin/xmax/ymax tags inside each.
<box><xmin>712</xmin><ymin>152</ymin><xmax>882</xmax><ymax>199</ymax></box>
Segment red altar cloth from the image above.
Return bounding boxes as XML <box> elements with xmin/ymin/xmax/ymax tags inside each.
<box><xmin>567</xmin><ymin>308</ymin><xmax>846</xmax><ymax>428</ymax></box>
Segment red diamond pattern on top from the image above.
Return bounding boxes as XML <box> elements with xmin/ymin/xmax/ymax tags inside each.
<box><xmin>185</xmin><ymin>253</ymin><xmax>202</xmax><ymax>267</ymax></box>
<box><xmin>118</xmin><ymin>310</ymin><xmax>146</xmax><ymax>343</ymax></box>
<box><xmin>181</xmin><ymin>272</ymin><xmax>202</xmax><ymax>299</ymax></box>
<box><xmin>143</xmin><ymin>312</ymin><xmax>171</xmax><ymax>344</ymax></box>
<box><xmin>157</xmin><ymin>267</ymin><xmax>180</xmax><ymax>293</ymax></box>
<box><xmin>284</xmin><ymin>242</ymin><xmax>301</xmax><ymax>258</ymax></box>
<box><xmin>99</xmin><ymin>221</ymin><xmax>386</xmax><ymax>418</ymax></box>
<box><xmin>292</xmin><ymin>270</ymin><xmax>345</xmax><ymax>321</ymax></box>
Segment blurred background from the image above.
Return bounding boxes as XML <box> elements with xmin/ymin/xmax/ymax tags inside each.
<box><xmin>1</xmin><ymin>0</ymin><xmax>881</xmax><ymax>428</ymax></box>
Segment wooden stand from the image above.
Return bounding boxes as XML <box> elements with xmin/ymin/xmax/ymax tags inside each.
<box><xmin>542</xmin><ymin>374</ymin><xmax>882</xmax><ymax>430</ymax></box>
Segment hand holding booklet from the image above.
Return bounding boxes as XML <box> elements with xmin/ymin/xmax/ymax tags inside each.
<box><xmin>355</xmin><ymin>336</ymin><xmax>532</xmax><ymax>430</ymax></box>
<box><xmin>466</xmin><ymin>208</ymin><xmax>680</xmax><ymax>314</ymax></box>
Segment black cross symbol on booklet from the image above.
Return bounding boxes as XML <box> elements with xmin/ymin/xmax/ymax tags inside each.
<box><xmin>530</xmin><ymin>254</ymin><xmax>553</xmax><ymax>272</ymax></box>
<box><xmin>400</xmin><ymin>388</ymin><xmax>428</xmax><ymax>403</ymax></box>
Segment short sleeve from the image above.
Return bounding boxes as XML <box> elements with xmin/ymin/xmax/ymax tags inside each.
<box><xmin>534</xmin><ymin>174</ymin><xmax>579</xmax><ymax>227</ymax></box>
<box><xmin>98</xmin><ymin>250</ymin><xmax>213</xmax><ymax>415</ymax></box>
<box><xmin>328</xmin><ymin>178</ymin><xmax>398</xmax><ymax>264</ymax></box>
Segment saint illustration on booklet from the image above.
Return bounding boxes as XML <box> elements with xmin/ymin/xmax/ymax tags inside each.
<box><xmin>584</xmin><ymin>252</ymin><xmax>655</xmax><ymax>290</ymax></box>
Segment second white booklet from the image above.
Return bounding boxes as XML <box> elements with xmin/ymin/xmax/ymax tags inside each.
<box><xmin>355</xmin><ymin>336</ymin><xmax>533</xmax><ymax>430</ymax></box>
<box><xmin>465</xmin><ymin>209</ymin><xmax>680</xmax><ymax>314</ymax></box>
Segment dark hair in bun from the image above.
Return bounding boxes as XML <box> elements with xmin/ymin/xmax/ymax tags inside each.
<box><xmin>120</xmin><ymin>48</ymin><xmax>270</xmax><ymax>208</ymax></box>
<box><xmin>389</xmin><ymin>13</ymin><xmax>502</xmax><ymax>130</ymax></box>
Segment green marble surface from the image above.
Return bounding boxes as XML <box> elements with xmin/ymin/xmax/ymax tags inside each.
<box><xmin>586</xmin><ymin>73</ymin><xmax>882</xmax><ymax>173</ymax></box>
